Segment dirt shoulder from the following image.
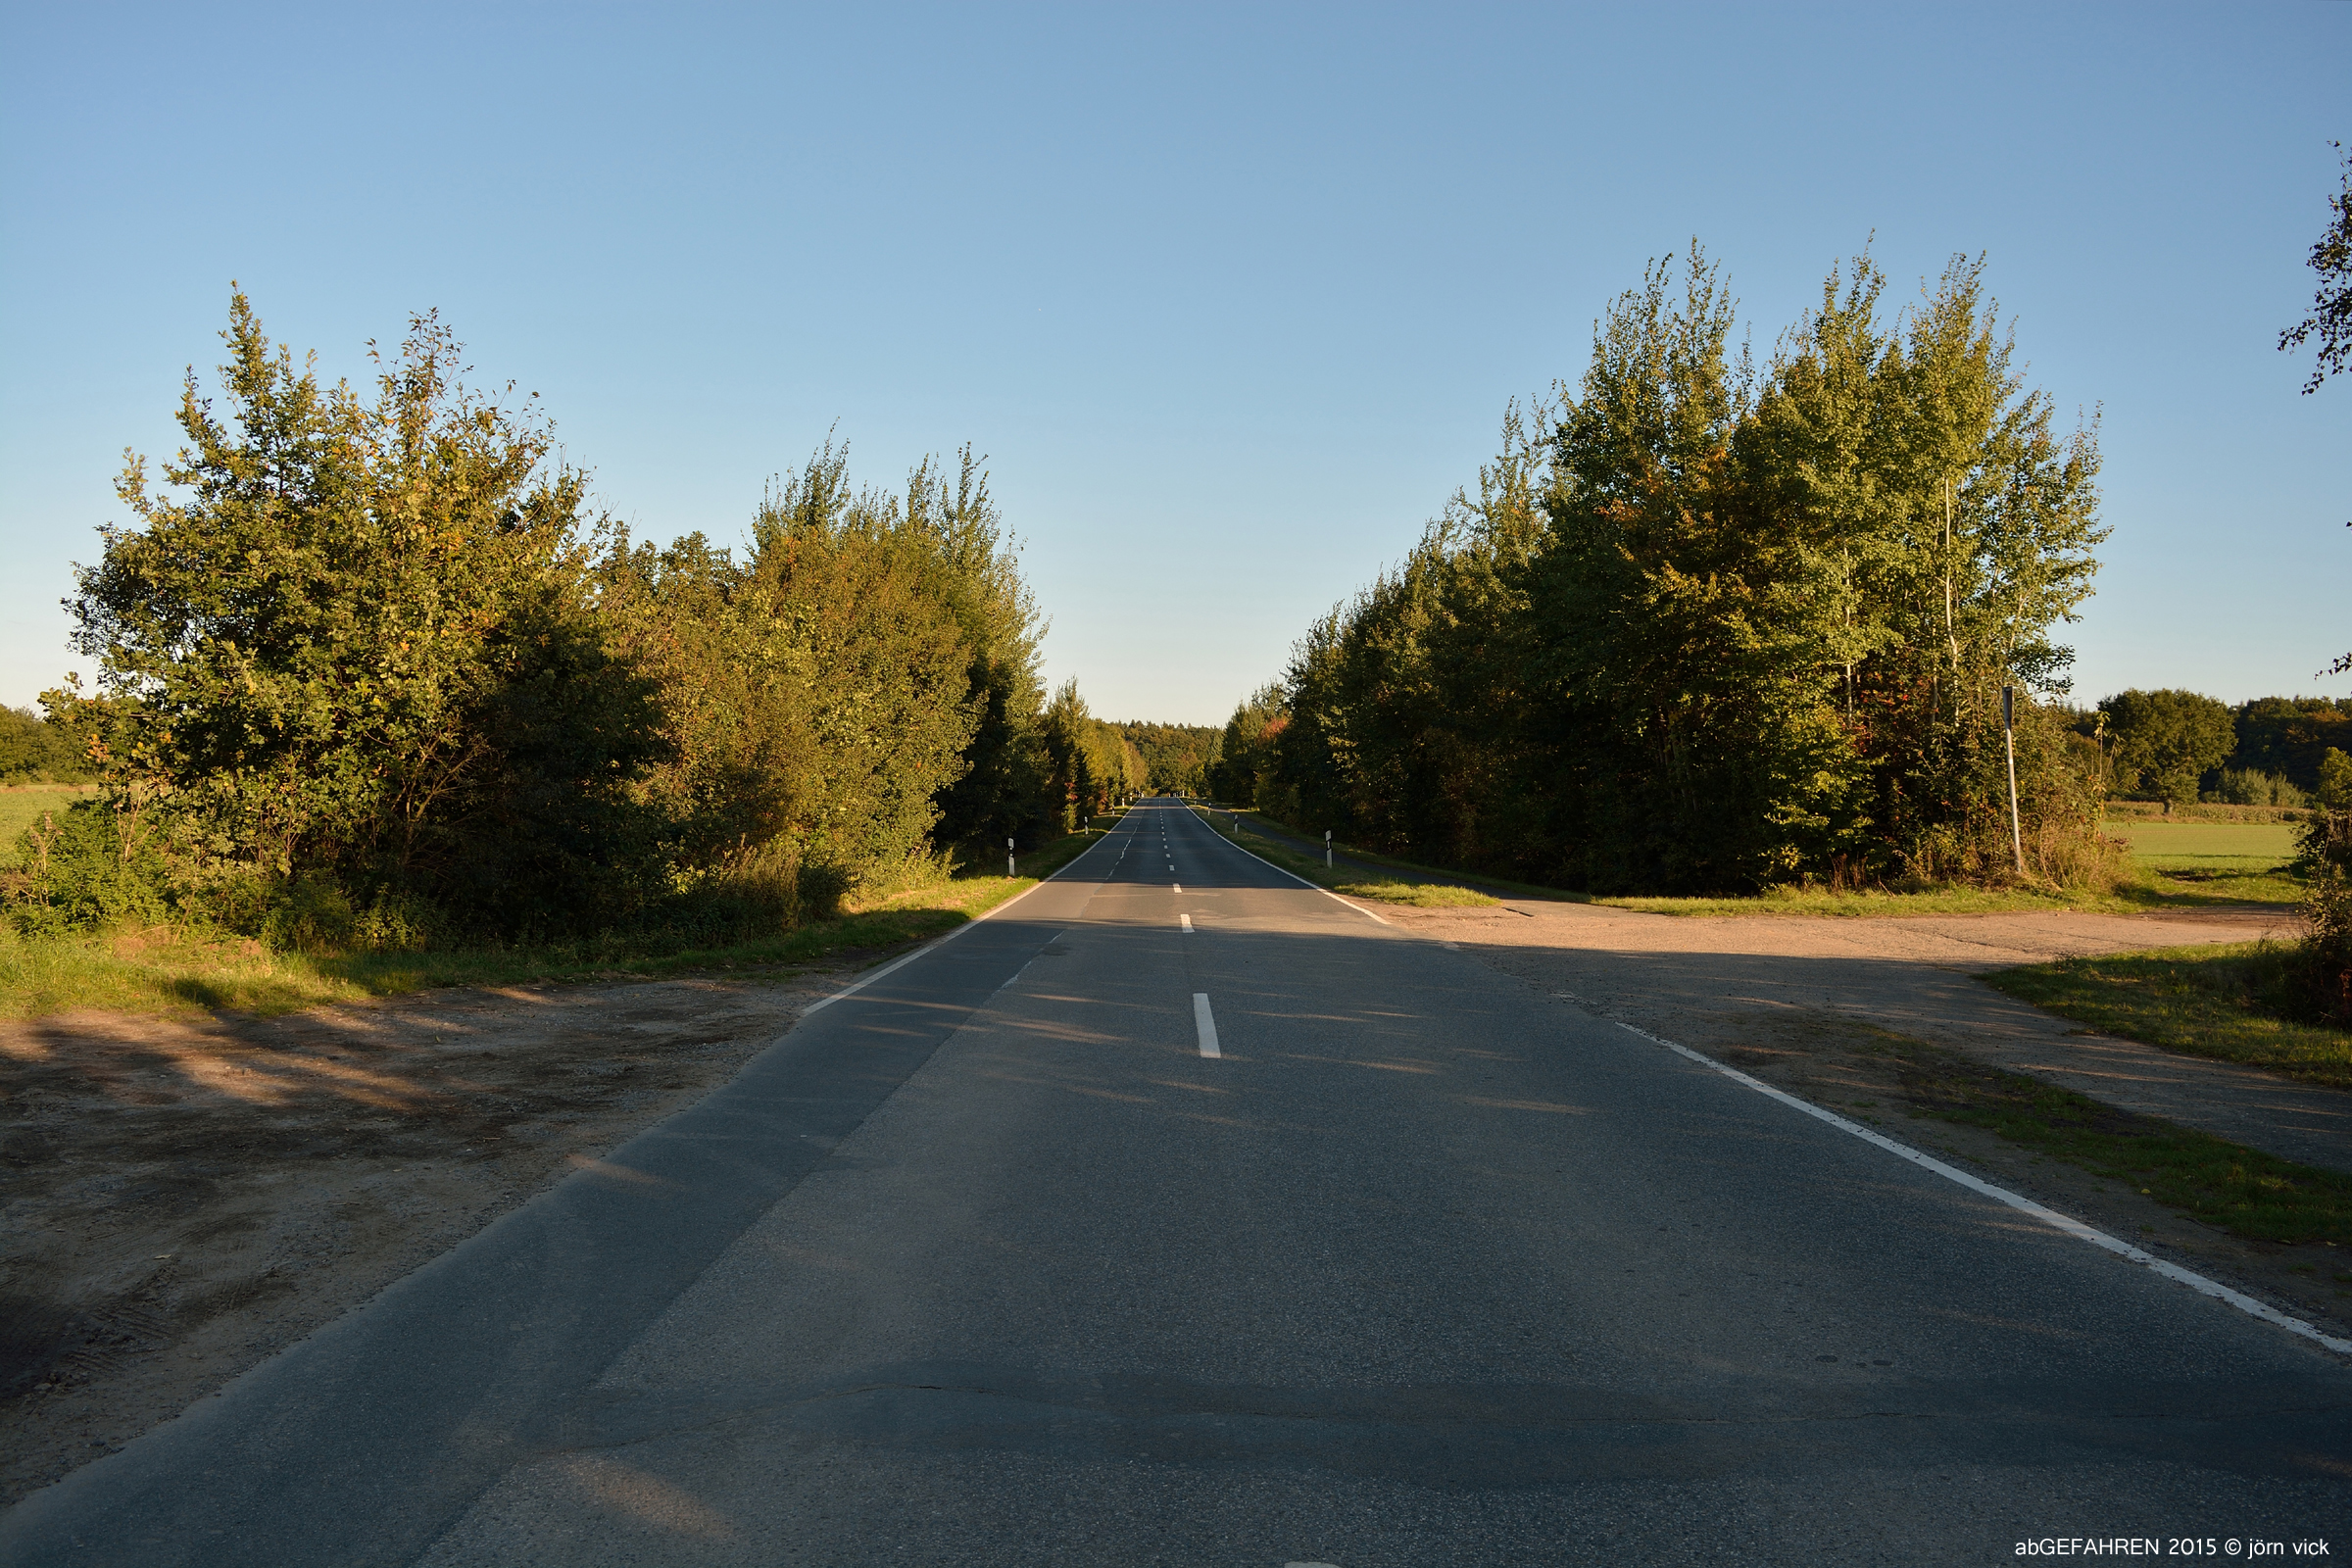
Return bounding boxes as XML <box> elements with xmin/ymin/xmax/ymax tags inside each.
<box><xmin>0</xmin><ymin>958</ymin><xmax>875</xmax><ymax>1508</ymax></box>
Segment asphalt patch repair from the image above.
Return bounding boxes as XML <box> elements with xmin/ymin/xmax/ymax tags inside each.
<box><xmin>0</xmin><ymin>959</ymin><xmax>873</xmax><ymax>1507</ymax></box>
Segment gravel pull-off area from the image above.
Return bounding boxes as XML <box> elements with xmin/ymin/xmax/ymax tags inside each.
<box><xmin>0</xmin><ymin>964</ymin><xmax>862</xmax><ymax>1507</ymax></box>
<box><xmin>1367</xmin><ymin>897</ymin><xmax>2352</xmax><ymax>1334</ymax></box>
<box><xmin>1376</xmin><ymin>898</ymin><xmax>2349</xmax><ymax>1173</ymax></box>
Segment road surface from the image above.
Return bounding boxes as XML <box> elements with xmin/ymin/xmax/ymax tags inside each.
<box><xmin>4</xmin><ymin>800</ymin><xmax>2347</xmax><ymax>1564</ymax></box>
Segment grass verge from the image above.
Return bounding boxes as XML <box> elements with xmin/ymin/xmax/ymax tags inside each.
<box><xmin>1600</xmin><ymin>885</ymin><xmax>2104</xmax><ymax>918</ymax></box>
<box><xmin>0</xmin><ymin>827</ymin><xmax>1111</xmax><ymax>1022</ymax></box>
<box><xmin>0</xmin><ymin>787</ymin><xmax>99</xmax><ymax>867</ymax></box>
<box><xmin>1191</xmin><ymin>808</ymin><xmax>1498</xmax><ymax>907</ymax></box>
<box><xmin>1200</xmin><ymin>806</ymin><xmax>2304</xmax><ymax>918</ymax></box>
<box><xmin>1602</xmin><ymin>864</ymin><xmax>2305</xmax><ymax>917</ymax></box>
<box><xmin>1981</xmin><ymin>942</ymin><xmax>2351</xmax><ymax>1090</ymax></box>
<box><xmin>1880</xmin><ymin>1029</ymin><xmax>2352</xmax><ymax>1245</ymax></box>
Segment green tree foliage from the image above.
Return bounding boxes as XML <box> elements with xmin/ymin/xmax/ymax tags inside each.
<box><xmin>52</xmin><ymin>293</ymin><xmax>667</xmax><ymax>935</ymax></box>
<box><xmin>597</xmin><ymin>438</ymin><xmax>1046</xmax><ymax>894</ymax></box>
<box><xmin>1038</xmin><ymin>682</ymin><xmax>1143</xmax><ymax>832</ymax></box>
<box><xmin>1206</xmin><ymin>686</ymin><xmax>1288</xmax><ymax>808</ymax></box>
<box><xmin>2280</xmin><ymin>142</ymin><xmax>2352</xmax><ymax>395</ymax></box>
<box><xmin>2319</xmin><ymin>749</ymin><xmax>2352</xmax><ymax>811</ymax></box>
<box><xmin>26</xmin><ymin>296</ymin><xmax>1087</xmax><ymax>943</ymax></box>
<box><xmin>1116</xmin><ymin>721</ymin><xmax>1222</xmax><ymax>795</ymax></box>
<box><xmin>2228</xmin><ymin>697</ymin><xmax>2350</xmax><ymax>793</ymax></box>
<box><xmin>1234</xmin><ymin>246</ymin><xmax>2112</xmax><ymax>894</ymax></box>
<box><xmin>2099</xmin><ymin>689</ymin><xmax>2237</xmax><ymax>805</ymax></box>
<box><xmin>0</xmin><ymin>707</ymin><xmax>90</xmax><ymax>782</ymax></box>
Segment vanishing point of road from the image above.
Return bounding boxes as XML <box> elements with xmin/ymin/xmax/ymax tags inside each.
<box><xmin>5</xmin><ymin>800</ymin><xmax>2347</xmax><ymax>1564</ymax></box>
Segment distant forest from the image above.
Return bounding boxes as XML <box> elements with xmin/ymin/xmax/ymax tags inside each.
<box><xmin>1115</xmin><ymin>722</ymin><xmax>1221</xmax><ymax>796</ymax></box>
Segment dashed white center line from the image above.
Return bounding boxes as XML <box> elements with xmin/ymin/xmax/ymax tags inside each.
<box><xmin>1173</xmin><ymin>883</ymin><xmax>1182</xmax><ymax>893</ymax></box>
<box><xmin>1192</xmin><ymin>993</ymin><xmax>1220</xmax><ymax>1058</ymax></box>
<box><xmin>1180</xmin><ymin>913</ymin><xmax>1193</xmax><ymax>933</ymax></box>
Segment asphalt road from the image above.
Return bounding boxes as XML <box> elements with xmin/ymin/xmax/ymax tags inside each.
<box><xmin>5</xmin><ymin>800</ymin><xmax>2349</xmax><ymax>1565</ymax></box>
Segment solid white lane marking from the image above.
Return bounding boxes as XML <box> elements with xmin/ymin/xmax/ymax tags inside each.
<box><xmin>1195</xmin><ymin>812</ymin><xmax>1390</xmax><ymax>926</ymax></box>
<box><xmin>804</xmin><ymin>820</ymin><xmax>1113</xmax><ymax>1015</ymax></box>
<box><xmin>1193</xmin><ymin>993</ymin><xmax>1220</xmax><ymax>1058</ymax></box>
<box><xmin>1617</xmin><ymin>1020</ymin><xmax>2352</xmax><ymax>1356</ymax></box>
<box><xmin>1180</xmin><ymin>913</ymin><xmax>1194</xmax><ymax>933</ymax></box>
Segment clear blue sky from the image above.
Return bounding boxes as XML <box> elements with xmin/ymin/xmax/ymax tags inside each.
<box><xmin>3</xmin><ymin>1</ymin><xmax>2345</xmax><ymax>725</ymax></box>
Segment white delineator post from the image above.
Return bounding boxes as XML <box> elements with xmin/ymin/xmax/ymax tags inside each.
<box><xmin>1007</xmin><ymin>836</ymin><xmax>1016</xmax><ymax>878</ymax></box>
<box><xmin>2002</xmin><ymin>685</ymin><xmax>2025</xmax><ymax>875</ymax></box>
<box><xmin>1325</xmin><ymin>829</ymin><xmax>1333</xmax><ymax>868</ymax></box>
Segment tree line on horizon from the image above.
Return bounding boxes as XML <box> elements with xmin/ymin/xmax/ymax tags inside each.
<box><xmin>2081</xmin><ymin>691</ymin><xmax>2351</xmax><ymax>809</ymax></box>
<box><xmin>5</xmin><ymin>296</ymin><xmax>1152</xmax><ymax>949</ymax></box>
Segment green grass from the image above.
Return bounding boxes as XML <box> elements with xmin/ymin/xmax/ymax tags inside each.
<box><xmin>2107</xmin><ymin>819</ymin><xmax>2307</xmax><ymax>906</ymax></box>
<box><xmin>0</xmin><ymin>827</ymin><xmax>1111</xmax><ymax>1022</ymax></box>
<box><xmin>1187</xmin><ymin>803</ymin><xmax>2322</xmax><ymax>918</ymax></box>
<box><xmin>1331</xmin><ymin>878</ymin><xmax>1499</xmax><ymax>908</ymax></box>
<box><xmin>2111</xmin><ymin>820</ymin><xmax>2301</xmax><ymax>861</ymax></box>
<box><xmin>1883</xmin><ymin>1033</ymin><xmax>2352</xmax><ymax>1244</ymax></box>
<box><xmin>1981</xmin><ymin>942</ymin><xmax>2352</xmax><ymax>1090</ymax></box>
<box><xmin>1599</xmin><ymin>884</ymin><xmax>2105</xmax><ymax>918</ymax></box>
<box><xmin>1191</xmin><ymin>808</ymin><xmax>1498</xmax><ymax>906</ymax></box>
<box><xmin>0</xmin><ymin>786</ymin><xmax>97</xmax><ymax>866</ymax></box>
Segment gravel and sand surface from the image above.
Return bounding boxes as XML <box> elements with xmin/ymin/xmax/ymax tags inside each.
<box><xmin>0</xmin><ymin>962</ymin><xmax>866</xmax><ymax>1506</ymax></box>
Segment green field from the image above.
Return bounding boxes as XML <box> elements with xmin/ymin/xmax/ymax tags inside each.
<box><xmin>2110</xmin><ymin>818</ymin><xmax>2304</xmax><ymax>905</ymax></box>
<box><xmin>2111</xmin><ymin>819</ymin><xmax>2300</xmax><ymax>866</ymax></box>
<box><xmin>0</xmin><ymin>787</ymin><xmax>97</xmax><ymax>866</ymax></box>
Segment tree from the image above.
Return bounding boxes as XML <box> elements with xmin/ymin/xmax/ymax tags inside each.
<box><xmin>0</xmin><ymin>707</ymin><xmax>90</xmax><ymax>782</ymax></box>
<box><xmin>1229</xmin><ymin>244</ymin><xmax>2112</xmax><ymax>894</ymax></box>
<box><xmin>2230</xmin><ymin>696</ymin><xmax>2351</xmax><ymax>791</ymax></box>
<box><xmin>2280</xmin><ymin>143</ymin><xmax>2352</xmax><ymax>395</ymax></box>
<box><xmin>597</xmin><ymin>439</ymin><xmax>994</xmax><ymax>894</ymax></box>
<box><xmin>56</xmin><ymin>291</ymin><xmax>667</xmax><ymax>933</ymax></box>
<box><xmin>2098</xmin><ymin>689</ymin><xmax>2236</xmax><ymax>804</ymax></box>
<box><xmin>1207</xmin><ymin>686</ymin><xmax>1288</xmax><ymax>808</ymax></box>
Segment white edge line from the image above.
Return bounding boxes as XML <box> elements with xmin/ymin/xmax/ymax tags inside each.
<box><xmin>1614</xmin><ymin>1019</ymin><xmax>2352</xmax><ymax>1357</ymax></box>
<box><xmin>801</xmin><ymin>828</ymin><xmax>1117</xmax><ymax>1015</ymax></box>
<box><xmin>1193</xmin><ymin>992</ymin><xmax>1221</xmax><ymax>1058</ymax></box>
<box><xmin>1189</xmin><ymin>808</ymin><xmax>1391</xmax><ymax>926</ymax></box>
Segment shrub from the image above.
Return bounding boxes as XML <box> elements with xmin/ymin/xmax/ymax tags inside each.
<box><xmin>2215</xmin><ymin>767</ymin><xmax>2309</xmax><ymax>808</ymax></box>
<box><xmin>2320</xmin><ymin>748</ymin><xmax>2352</xmax><ymax>810</ymax></box>
<box><xmin>8</xmin><ymin>802</ymin><xmax>172</xmax><ymax>936</ymax></box>
<box><xmin>2297</xmin><ymin>808</ymin><xmax>2352</xmax><ymax>1020</ymax></box>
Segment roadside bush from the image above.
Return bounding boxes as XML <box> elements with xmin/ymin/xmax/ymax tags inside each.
<box><xmin>7</xmin><ymin>802</ymin><xmax>172</xmax><ymax>937</ymax></box>
<box><xmin>2298</xmin><ymin>809</ymin><xmax>2352</xmax><ymax>1021</ymax></box>
<box><xmin>2214</xmin><ymin>767</ymin><xmax>2308</xmax><ymax>808</ymax></box>
<box><xmin>2320</xmin><ymin>749</ymin><xmax>2352</xmax><ymax>810</ymax></box>
<box><xmin>190</xmin><ymin>870</ymin><xmax>443</xmax><ymax>956</ymax></box>
<box><xmin>659</xmin><ymin>838</ymin><xmax>858</xmax><ymax>947</ymax></box>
